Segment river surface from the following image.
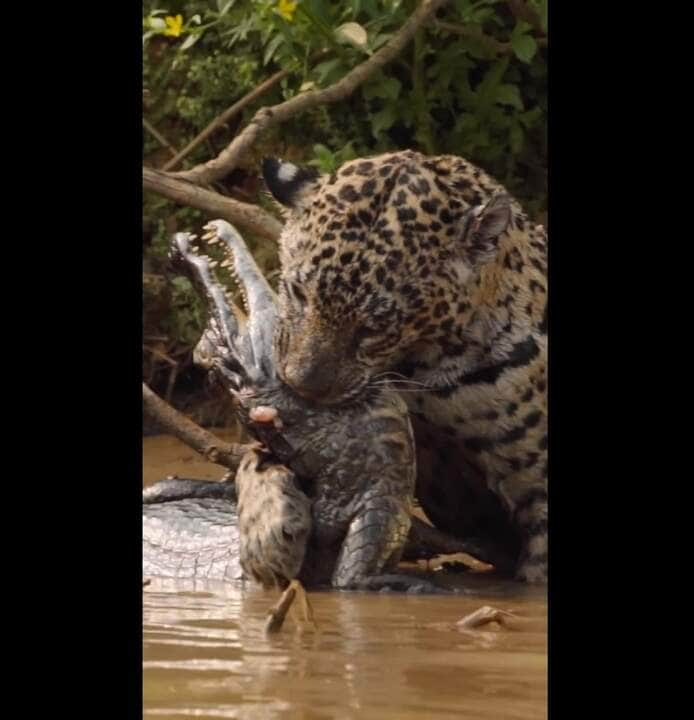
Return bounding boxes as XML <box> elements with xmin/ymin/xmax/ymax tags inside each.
<box><xmin>143</xmin><ymin>434</ymin><xmax>548</xmax><ymax>720</ymax></box>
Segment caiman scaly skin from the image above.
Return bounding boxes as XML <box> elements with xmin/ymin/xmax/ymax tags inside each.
<box><xmin>142</xmin><ymin>475</ymin><xmax>512</xmax><ymax>583</ymax></box>
<box><xmin>143</xmin><ymin>483</ymin><xmax>243</xmax><ymax>583</ymax></box>
<box><xmin>165</xmin><ymin>221</ymin><xmax>425</xmax><ymax>591</ymax></box>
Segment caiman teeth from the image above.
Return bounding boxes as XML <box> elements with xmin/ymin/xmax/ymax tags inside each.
<box><xmin>209</xmin><ymin>260</ymin><xmax>219</xmax><ymax>268</ymax></box>
<box><xmin>220</xmin><ymin>259</ymin><xmax>232</xmax><ymax>268</ymax></box>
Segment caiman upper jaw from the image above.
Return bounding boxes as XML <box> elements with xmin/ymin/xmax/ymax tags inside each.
<box><xmin>169</xmin><ymin>229</ymin><xmax>251</xmax><ymax>385</ymax></box>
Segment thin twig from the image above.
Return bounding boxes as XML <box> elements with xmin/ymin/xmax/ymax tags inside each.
<box><xmin>405</xmin><ymin>516</ymin><xmax>482</xmax><ymax>558</ymax></box>
<box><xmin>434</xmin><ymin>20</ymin><xmax>510</xmax><ymax>53</ymax></box>
<box><xmin>169</xmin><ymin>0</ymin><xmax>450</xmax><ymax>186</ymax></box>
<box><xmin>143</xmin><ymin>345</ymin><xmax>177</xmax><ymax>367</ymax></box>
<box><xmin>434</xmin><ymin>20</ymin><xmax>547</xmax><ymax>53</ymax></box>
<box><xmin>143</xmin><ymin>118</ymin><xmax>178</xmax><ymax>159</ymax></box>
<box><xmin>142</xmin><ymin>382</ymin><xmax>252</xmax><ymax>471</ymax></box>
<box><xmin>163</xmin><ymin>68</ymin><xmax>291</xmax><ymax>172</ymax></box>
<box><xmin>165</xmin><ymin>363</ymin><xmax>179</xmax><ymax>404</ymax></box>
<box><xmin>142</xmin><ymin>167</ymin><xmax>283</xmax><ymax>241</ymax></box>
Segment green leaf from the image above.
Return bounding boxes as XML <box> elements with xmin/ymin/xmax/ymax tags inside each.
<box><xmin>217</xmin><ymin>0</ymin><xmax>236</xmax><ymax>14</ymax></box>
<box><xmin>456</xmin><ymin>113</ymin><xmax>479</xmax><ymax>133</ymax></box>
<box><xmin>458</xmin><ymin>35</ymin><xmax>498</xmax><ymax>61</ymax></box>
<box><xmin>371</xmin><ymin>104</ymin><xmax>398</xmax><ymax>136</ymax></box>
<box><xmin>171</xmin><ymin>276</ymin><xmax>193</xmax><ymax>293</ymax></box>
<box><xmin>454</xmin><ymin>0</ymin><xmax>498</xmax><ymax>22</ymax></box>
<box><xmin>509</xmin><ymin>123</ymin><xmax>524</xmax><ymax>153</ymax></box>
<box><xmin>363</xmin><ymin>75</ymin><xmax>401</xmax><ymax>101</ymax></box>
<box><xmin>180</xmin><ymin>33</ymin><xmax>201</xmax><ymax>51</ymax></box>
<box><xmin>519</xmin><ymin>106</ymin><xmax>542</xmax><ymax>128</ymax></box>
<box><xmin>336</xmin><ymin>142</ymin><xmax>357</xmax><ymax>163</ymax></box>
<box><xmin>467</xmin><ymin>129</ymin><xmax>490</xmax><ymax>148</ymax></box>
<box><xmin>313</xmin><ymin>143</ymin><xmax>331</xmax><ymax>156</ymax></box>
<box><xmin>310</xmin><ymin>144</ymin><xmax>337</xmax><ymax>173</ymax></box>
<box><xmin>511</xmin><ymin>20</ymin><xmax>533</xmax><ymax>38</ymax></box>
<box><xmin>470</xmin><ymin>7</ymin><xmax>495</xmax><ymax>23</ymax></box>
<box><xmin>476</xmin><ymin>57</ymin><xmax>510</xmax><ymax>113</ymax></box>
<box><xmin>511</xmin><ymin>34</ymin><xmax>538</xmax><ymax>63</ymax></box>
<box><xmin>313</xmin><ymin>58</ymin><xmax>345</xmax><ymax>85</ymax></box>
<box><xmin>496</xmin><ymin>84</ymin><xmax>523</xmax><ymax>110</ymax></box>
<box><xmin>368</xmin><ymin>32</ymin><xmax>393</xmax><ymax>52</ymax></box>
<box><xmin>263</xmin><ymin>34</ymin><xmax>284</xmax><ymax>66</ymax></box>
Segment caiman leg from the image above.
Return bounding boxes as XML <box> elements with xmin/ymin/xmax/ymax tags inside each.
<box><xmin>331</xmin><ymin>499</ymin><xmax>447</xmax><ymax>594</ymax></box>
<box><xmin>265</xmin><ymin>580</ymin><xmax>316</xmax><ymax>634</ymax></box>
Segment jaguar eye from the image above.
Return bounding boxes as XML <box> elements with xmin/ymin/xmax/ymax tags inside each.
<box><xmin>354</xmin><ymin>325</ymin><xmax>382</xmax><ymax>346</ymax></box>
<box><xmin>284</xmin><ymin>280</ymin><xmax>307</xmax><ymax>306</ymax></box>
<box><xmin>275</xmin><ymin>324</ymin><xmax>289</xmax><ymax>357</ymax></box>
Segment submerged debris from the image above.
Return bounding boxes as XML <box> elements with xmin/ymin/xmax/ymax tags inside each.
<box><xmin>456</xmin><ymin>605</ymin><xmax>517</xmax><ymax>631</ymax></box>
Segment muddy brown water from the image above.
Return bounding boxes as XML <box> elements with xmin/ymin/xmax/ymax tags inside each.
<box><xmin>143</xmin><ymin>434</ymin><xmax>548</xmax><ymax>720</ymax></box>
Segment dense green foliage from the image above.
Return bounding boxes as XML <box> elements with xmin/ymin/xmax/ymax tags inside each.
<box><xmin>143</xmin><ymin>0</ymin><xmax>547</xmax><ymax>406</ymax></box>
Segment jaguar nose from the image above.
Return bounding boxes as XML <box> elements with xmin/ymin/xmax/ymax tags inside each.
<box><xmin>282</xmin><ymin>360</ymin><xmax>337</xmax><ymax>403</ymax></box>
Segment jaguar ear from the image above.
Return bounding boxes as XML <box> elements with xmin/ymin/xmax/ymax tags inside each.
<box><xmin>464</xmin><ymin>192</ymin><xmax>513</xmax><ymax>266</ymax></box>
<box><xmin>262</xmin><ymin>157</ymin><xmax>322</xmax><ymax>209</ymax></box>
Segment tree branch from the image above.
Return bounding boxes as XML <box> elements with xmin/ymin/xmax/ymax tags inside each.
<box><xmin>143</xmin><ymin>118</ymin><xmax>179</xmax><ymax>159</ymax></box>
<box><xmin>143</xmin><ymin>166</ymin><xmax>282</xmax><ymax>241</ymax></box>
<box><xmin>434</xmin><ymin>20</ymin><xmax>509</xmax><ymax>53</ymax></box>
<box><xmin>142</xmin><ymin>382</ymin><xmax>252</xmax><ymax>471</ymax></box>
<box><xmin>170</xmin><ymin>0</ymin><xmax>450</xmax><ymax>186</ymax></box>
<box><xmin>162</xmin><ymin>68</ymin><xmax>291</xmax><ymax>172</ymax></box>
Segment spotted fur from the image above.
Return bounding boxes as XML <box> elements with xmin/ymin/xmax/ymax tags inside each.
<box><xmin>263</xmin><ymin>150</ymin><xmax>547</xmax><ymax>583</ymax></box>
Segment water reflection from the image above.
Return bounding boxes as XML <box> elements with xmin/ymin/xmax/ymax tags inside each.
<box><xmin>144</xmin><ymin>577</ymin><xmax>546</xmax><ymax>720</ymax></box>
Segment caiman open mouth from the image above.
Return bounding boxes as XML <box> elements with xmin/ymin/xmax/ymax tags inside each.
<box><xmin>171</xmin><ymin>218</ymin><xmax>286</xmax><ymax>398</ymax></box>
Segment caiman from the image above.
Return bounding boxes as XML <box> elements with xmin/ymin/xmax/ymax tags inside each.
<box><xmin>143</xmin><ymin>223</ymin><xmax>517</xmax><ymax>590</ymax></box>
<box><xmin>146</xmin><ymin>221</ymin><xmax>428</xmax><ymax>592</ymax></box>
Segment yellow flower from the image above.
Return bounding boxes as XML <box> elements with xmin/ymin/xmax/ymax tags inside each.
<box><xmin>163</xmin><ymin>15</ymin><xmax>183</xmax><ymax>37</ymax></box>
<box><xmin>277</xmin><ymin>0</ymin><xmax>297</xmax><ymax>22</ymax></box>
